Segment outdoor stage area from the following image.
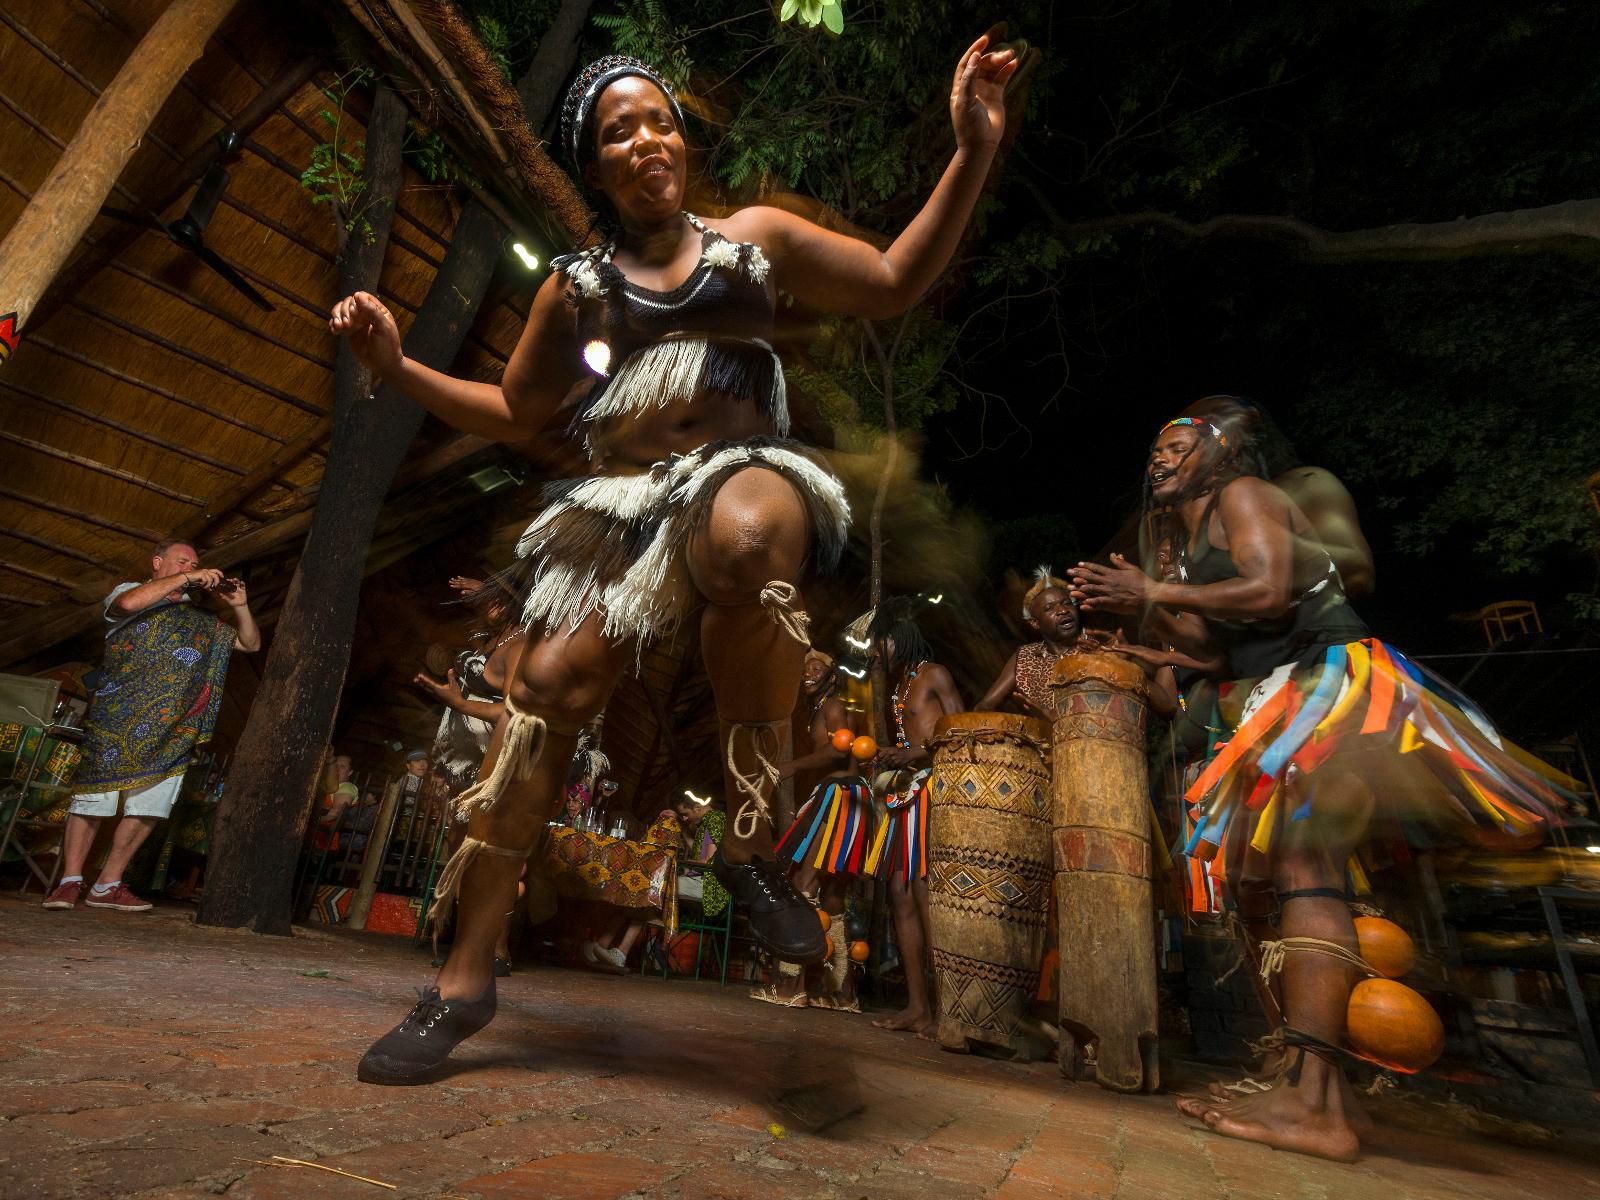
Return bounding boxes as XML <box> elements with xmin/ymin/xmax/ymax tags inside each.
<box><xmin>2</xmin><ymin>897</ymin><xmax>1596</xmax><ymax>1200</ymax></box>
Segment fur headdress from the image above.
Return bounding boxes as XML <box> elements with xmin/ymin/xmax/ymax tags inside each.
<box><xmin>1021</xmin><ymin>565</ymin><xmax>1070</xmax><ymax>620</ymax></box>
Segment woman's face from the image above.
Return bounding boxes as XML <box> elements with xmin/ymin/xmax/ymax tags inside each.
<box><xmin>584</xmin><ymin>76</ymin><xmax>687</xmax><ymax>226</ymax></box>
<box><xmin>802</xmin><ymin>657</ymin><xmax>830</xmax><ymax>691</ymax></box>
<box><xmin>1147</xmin><ymin>425</ymin><xmax>1202</xmax><ymax>503</ymax></box>
<box><xmin>332</xmin><ymin>756</ymin><xmax>352</xmax><ymax>783</ymax></box>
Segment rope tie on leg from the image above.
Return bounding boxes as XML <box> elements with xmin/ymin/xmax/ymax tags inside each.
<box><xmin>451</xmin><ymin>694</ymin><xmax>548</xmax><ymax>823</ymax></box>
<box><xmin>760</xmin><ymin>581</ymin><xmax>811</xmax><ymax>647</ymax></box>
<box><xmin>1256</xmin><ymin>936</ymin><xmax>1378</xmax><ymax>985</ymax></box>
<box><xmin>425</xmin><ymin>837</ymin><xmax>533</xmax><ymax>949</ymax></box>
<box><xmin>727</xmin><ymin>719</ymin><xmax>786</xmax><ymax>841</ymax></box>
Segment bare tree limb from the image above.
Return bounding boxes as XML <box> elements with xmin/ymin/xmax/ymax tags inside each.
<box><xmin>1034</xmin><ymin>189</ymin><xmax>1600</xmax><ymax>261</ymax></box>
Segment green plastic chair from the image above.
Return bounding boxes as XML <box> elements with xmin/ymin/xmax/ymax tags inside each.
<box><xmin>651</xmin><ymin>884</ymin><xmax>734</xmax><ymax>985</ymax></box>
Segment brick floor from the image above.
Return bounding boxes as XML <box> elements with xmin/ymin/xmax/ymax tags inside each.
<box><xmin>2</xmin><ymin>896</ymin><xmax>1599</xmax><ymax>1200</ymax></box>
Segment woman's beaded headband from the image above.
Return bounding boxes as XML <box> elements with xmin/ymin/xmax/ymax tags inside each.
<box><xmin>558</xmin><ymin>55</ymin><xmax>686</xmax><ymax>167</ymax></box>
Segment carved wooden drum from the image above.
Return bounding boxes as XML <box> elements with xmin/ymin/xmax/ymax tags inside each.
<box><xmin>925</xmin><ymin>711</ymin><xmax>1052</xmax><ymax>1059</ymax></box>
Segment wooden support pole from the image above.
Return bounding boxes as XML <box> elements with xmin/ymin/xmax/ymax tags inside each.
<box><xmin>196</xmin><ymin>82</ymin><xmax>412</xmax><ymax>933</ymax></box>
<box><xmin>1049</xmin><ymin>654</ymin><xmax>1159</xmax><ymax>1093</ymax></box>
<box><xmin>0</xmin><ymin>0</ymin><xmax>242</xmax><ymax>362</ymax></box>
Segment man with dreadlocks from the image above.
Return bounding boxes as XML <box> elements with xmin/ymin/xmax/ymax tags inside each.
<box><xmin>862</xmin><ymin>597</ymin><xmax>965</xmax><ymax>1037</ymax></box>
<box><xmin>1070</xmin><ymin>416</ymin><xmax>1574</xmax><ymax>1162</ymax></box>
<box><xmin>330</xmin><ymin>38</ymin><xmax>1018</xmax><ymax>1084</ymax></box>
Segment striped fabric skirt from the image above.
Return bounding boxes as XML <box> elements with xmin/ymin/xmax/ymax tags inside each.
<box><xmin>501</xmin><ymin>436</ymin><xmax>850</xmax><ymax>647</ymax></box>
<box><xmin>776</xmin><ymin>775</ymin><xmax>875</xmax><ymax>876</ymax></box>
<box><xmin>864</xmin><ymin>768</ymin><xmax>931</xmax><ymax>882</ymax></box>
<box><xmin>1182</xmin><ymin>638</ymin><xmax>1577</xmax><ymax>895</ymax></box>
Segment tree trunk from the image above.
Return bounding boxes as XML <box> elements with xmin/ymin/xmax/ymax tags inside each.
<box><xmin>198</xmin><ymin>15</ymin><xmax>588</xmax><ymax>932</ymax></box>
<box><xmin>197</xmin><ymin>84</ymin><xmax>410</xmax><ymax>932</ymax></box>
<box><xmin>0</xmin><ymin>0</ymin><xmax>241</xmax><ymax>361</ymax></box>
<box><xmin>863</xmin><ymin>316</ymin><xmax>908</xmax><ymax>744</ymax></box>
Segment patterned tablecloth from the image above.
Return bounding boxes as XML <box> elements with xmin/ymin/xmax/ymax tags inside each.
<box><xmin>541</xmin><ymin>815</ymin><xmax>680</xmax><ymax>932</ymax></box>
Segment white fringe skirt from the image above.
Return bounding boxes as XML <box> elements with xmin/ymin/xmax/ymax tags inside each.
<box><xmin>500</xmin><ymin>436</ymin><xmax>850</xmax><ymax>646</ymax></box>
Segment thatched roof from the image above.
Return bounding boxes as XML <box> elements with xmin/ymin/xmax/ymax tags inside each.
<box><xmin>0</xmin><ymin>0</ymin><xmax>580</xmax><ymax>669</ymax></box>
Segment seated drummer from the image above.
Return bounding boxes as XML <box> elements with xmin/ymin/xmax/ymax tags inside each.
<box><xmin>979</xmin><ymin>567</ymin><xmax>1179</xmax><ymax>720</ymax></box>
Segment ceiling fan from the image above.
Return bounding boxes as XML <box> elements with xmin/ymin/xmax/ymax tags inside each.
<box><xmin>100</xmin><ymin>132</ymin><xmax>275</xmax><ymax>312</ymax></box>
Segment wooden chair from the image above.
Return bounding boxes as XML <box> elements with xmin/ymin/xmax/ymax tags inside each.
<box><xmin>1463</xmin><ymin>600</ymin><xmax>1543</xmax><ymax>648</ymax></box>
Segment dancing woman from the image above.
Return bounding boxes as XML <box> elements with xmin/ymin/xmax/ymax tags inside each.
<box><xmin>1072</xmin><ymin>417</ymin><xmax>1573</xmax><ymax>1161</ymax></box>
<box><xmin>330</xmin><ymin>36</ymin><xmax>1017</xmax><ymax>1085</ymax></box>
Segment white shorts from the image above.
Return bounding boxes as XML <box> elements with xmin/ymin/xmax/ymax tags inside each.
<box><xmin>69</xmin><ymin>773</ymin><xmax>185</xmax><ymax>820</ymax></box>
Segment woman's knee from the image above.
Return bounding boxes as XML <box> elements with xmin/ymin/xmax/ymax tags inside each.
<box><xmin>688</xmin><ymin>469</ymin><xmax>809</xmax><ymax>603</ymax></box>
<box><xmin>507</xmin><ymin>622</ymin><xmax>626</xmax><ymax>729</ymax></box>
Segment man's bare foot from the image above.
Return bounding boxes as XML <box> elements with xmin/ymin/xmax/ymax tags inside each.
<box><xmin>1181</xmin><ymin>1079</ymin><xmax>1360</xmax><ymax>1163</ymax></box>
<box><xmin>1193</xmin><ymin>1067</ymin><xmax>1373</xmax><ymax>1137</ymax></box>
<box><xmin>873</xmin><ymin>1007</ymin><xmax>936</xmax><ymax>1037</ymax></box>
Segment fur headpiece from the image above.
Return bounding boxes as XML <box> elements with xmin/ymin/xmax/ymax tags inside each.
<box><xmin>804</xmin><ymin>648</ymin><xmax>835</xmax><ymax>670</ymax></box>
<box><xmin>559</xmin><ymin>55</ymin><xmax>686</xmax><ymax>167</ymax></box>
<box><xmin>1021</xmin><ymin>565</ymin><xmax>1070</xmax><ymax>620</ymax></box>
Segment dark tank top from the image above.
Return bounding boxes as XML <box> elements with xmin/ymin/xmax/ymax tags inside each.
<box><xmin>1178</xmin><ymin>483</ymin><xmax>1367</xmax><ymax>679</ymax></box>
<box><xmin>557</xmin><ymin>215</ymin><xmax>785</xmax><ymax>439</ymax></box>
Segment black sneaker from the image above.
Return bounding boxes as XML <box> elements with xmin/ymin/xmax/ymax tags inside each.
<box><xmin>493</xmin><ymin>956</ymin><xmax>512</xmax><ymax>978</ymax></box>
<box><xmin>356</xmin><ymin>981</ymin><xmax>496</xmax><ymax>1086</ymax></box>
<box><xmin>712</xmin><ymin>849</ymin><xmax>828</xmax><ymax>964</ymax></box>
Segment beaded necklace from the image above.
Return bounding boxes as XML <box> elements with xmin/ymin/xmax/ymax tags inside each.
<box><xmin>892</xmin><ymin>661</ymin><xmax>927</xmax><ymax>749</ymax></box>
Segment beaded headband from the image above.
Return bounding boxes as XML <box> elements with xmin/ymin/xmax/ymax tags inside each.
<box><xmin>559</xmin><ymin>55</ymin><xmax>686</xmax><ymax>167</ymax></box>
<box><xmin>1157</xmin><ymin>416</ymin><xmax>1228</xmax><ymax>447</ymax></box>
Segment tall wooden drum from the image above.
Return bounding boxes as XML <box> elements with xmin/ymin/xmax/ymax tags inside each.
<box><xmin>925</xmin><ymin>711</ymin><xmax>1053</xmax><ymax>1059</ymax></box>
<box><xmin>1049</xmin><ymin>653</ymin><xmax>1158</xmax><ymax>1092</ymax></box>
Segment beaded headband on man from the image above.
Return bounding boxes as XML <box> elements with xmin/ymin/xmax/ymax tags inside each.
<box><xmin>559</xmin><ymin>55</ymin><xmax>686</xmax><ymax>167</ymax></box>
<box><xmin>1157</xmin><ymin>416</ymin><xmax>1228</xmax><ymax>447</ymax></box>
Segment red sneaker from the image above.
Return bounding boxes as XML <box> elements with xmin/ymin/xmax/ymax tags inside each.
<box><xmin>41</xmin><ymin>880</ymin><xmax>83</xmax><ymax>910</ymax></box>
<box><xmin>84</xmin><ymin>882</ymin><xmax>153</xmax><ymax>912</ymax></box>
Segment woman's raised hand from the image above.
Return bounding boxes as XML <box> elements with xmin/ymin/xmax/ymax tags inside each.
<box><xmin>950</xmin><ymin>31</ymin><xmax>1020</xmax><ymax>151</ymax></box>
<box><xmin>329</xmin><ymin>291</ymin><xmax>403</xmax><ymax>379</ymax></box>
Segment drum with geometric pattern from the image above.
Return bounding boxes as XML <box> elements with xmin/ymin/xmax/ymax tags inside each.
<box><xmin>925</xmin><ymin>711</ymin><xmax>1052</xmax><ymax>1059</ymax></box>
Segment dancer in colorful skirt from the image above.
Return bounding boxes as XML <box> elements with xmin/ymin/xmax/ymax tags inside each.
<box><xmin>331</xmin><ymin>36</ymin><xmax>1018</xmax><ymax>1084</ymax></box>
<box><xmin>755</xmin><ymin>650</ymin><xmax>865</xmax><ymax>1008</ymax></box>
<box><xmin>1071</xmin><ymin>416</ymin><xmax>1575</xmax><ymax>1162</ymax></box>
<box><xmin>863</xmin><ymin>598</ymin><xmax>966</xmax><ymax>1038</ymax></box>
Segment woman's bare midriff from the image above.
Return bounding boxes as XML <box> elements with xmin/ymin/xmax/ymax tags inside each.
<box><xmin>588</xmin><ymin>388</ymin><xmax>780</xmax><ymax>472</ymax></box>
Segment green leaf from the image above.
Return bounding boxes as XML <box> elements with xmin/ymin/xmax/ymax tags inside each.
<box><xmin>779</xmin><ymin>0</ymin><xmax>798</xmax><ymax>20</ymax></box>
<box><xmin>821</xmin><ymin>0</ymin><xmax>843</xmax><ymax>34</ymax></box>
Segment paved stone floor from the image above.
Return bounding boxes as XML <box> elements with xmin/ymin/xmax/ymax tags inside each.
<box><xmin>2</xmin><ymin>895</ymin><xmax>1597</xmax><ymax>1200</ymax></box>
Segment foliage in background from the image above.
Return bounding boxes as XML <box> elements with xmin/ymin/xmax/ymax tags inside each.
<box><xmin>300</xmin><ymin>68</ymin><xmax>377</xmax><ymax>249</ymax></box>
<box><xmin>516</xmin><ymin>0</ymin><xmax>1600</xmax><ymax>626</ymax></box>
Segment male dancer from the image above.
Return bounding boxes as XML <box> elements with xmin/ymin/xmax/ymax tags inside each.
<box><xmin>863</xmin><ymin>598</ymin><xmax>965</xmax><ymax>1037</ymax></box>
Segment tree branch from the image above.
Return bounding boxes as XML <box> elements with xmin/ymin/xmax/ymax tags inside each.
<box><xmin>1036</xmin><ymin>192</ymin><xmax>1600</xmax><ymax>262</ymax></box>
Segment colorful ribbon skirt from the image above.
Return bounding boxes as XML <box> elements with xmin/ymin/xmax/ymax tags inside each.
<box><xmin>1181</xmin><ymin>638</ymin><xmax>1577</xmax><ymax>894</ymax></box>
<box><xmin>777</xmin><ymin>775</ymin><xmax>875</xmax><ymax>876</ymax></box>
<box><xmin>863</xmin><ymin>768</ymin><xmax>931</xmax><ymax>881</ymax></box>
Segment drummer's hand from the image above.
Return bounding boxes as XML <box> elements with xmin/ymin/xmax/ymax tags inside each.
<box><xmin>1071</xmin><ymin>554</ymin><xmax>1152</xmax><ymax>615</ymax></box>
<box><xmin>876</xmin><ymin>746</ymin><xmax>916</xmax><ymax>770</ymax></box>
<box><xmin>329</xmin><ymin>291</ymin><xmax>403</xmax><ymax>379</ymax></box>
<box><xmin>950</xmin><ymin>30</ymin><xmax>1019</xmax><ymax>151</ymax></box>
<box><xmin>215</xmin><ymin>577</ymin><xmax>248</xmax><ymax>608</ymax></box>
<box><xmin>1105</xmin><ymin>628</ymin><xmax>1167</xmax><ymax>668</ymax></box>
<box><xmin>448</xmin><ymin>576</ymin><xmax>482</xmax><ymax>595</ymax></box>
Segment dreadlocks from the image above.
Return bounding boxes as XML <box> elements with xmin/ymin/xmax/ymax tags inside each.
<box><xmin>868</xmin><ymin>596</ymin><xmax>934</xmax><ymax>674</ymax></box>
<box><xmin>1139</xmin><ymin>412</ymin><xmax>1253</xmax><ymax>580</ymax></box>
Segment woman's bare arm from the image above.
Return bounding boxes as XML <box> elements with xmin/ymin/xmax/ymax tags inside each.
<box><xmin>329</xmin><ymin>273</ymin><xmax>581</xmax><ymax>442</ymax></box>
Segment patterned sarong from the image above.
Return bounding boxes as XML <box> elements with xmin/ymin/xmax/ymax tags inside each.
<box><xmin>71</xmin><ymin>604</ymin><xmax>232</xmax><ymax>795</ymax></box>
